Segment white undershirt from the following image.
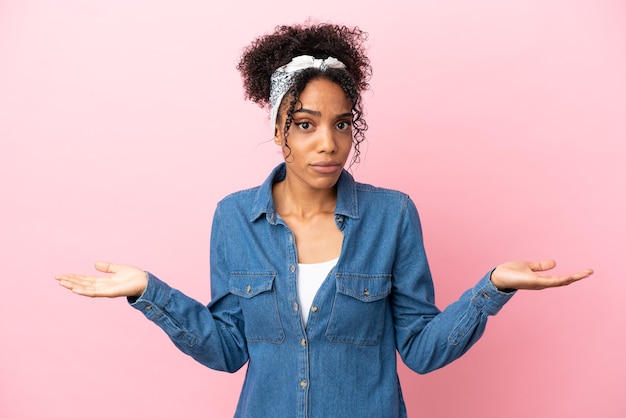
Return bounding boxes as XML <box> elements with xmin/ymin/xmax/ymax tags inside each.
<box><xmin>297</xmin><ymin>258</ymin><xmax>338</xmax><ymax>326</ymax></box>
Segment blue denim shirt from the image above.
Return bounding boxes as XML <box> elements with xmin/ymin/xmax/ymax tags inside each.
<box><xmin>131</xmin><ymin>163</ymin><xmax>515</xmax><ymax>417</ymax></box>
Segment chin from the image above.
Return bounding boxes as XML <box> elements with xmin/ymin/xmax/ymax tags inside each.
<box><xmin>310</xmin><ymin>176</ymin><xmax>341</xmax><ymax>190</ymax></box>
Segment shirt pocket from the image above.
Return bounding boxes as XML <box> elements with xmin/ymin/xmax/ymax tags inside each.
<box><xmin>326</xmin><ymin>273</ymin><xmax>392</xmax><ymax>346</ymax></box>
<box><xmin>229</xmin><ymin>273</ymin><xmax>285</xmax><ymax>344</ymax></box>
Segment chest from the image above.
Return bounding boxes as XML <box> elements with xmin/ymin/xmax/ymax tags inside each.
<box><xmin>281</xmin><ymin>213</ymin><xmax>343</xmax><ymax>263</ymax></box>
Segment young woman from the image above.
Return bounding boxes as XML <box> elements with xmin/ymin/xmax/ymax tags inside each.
<box><xmin>56</xmin><ymin>23</ymin><xmax>593</xmax><ymax>417</ymax></box>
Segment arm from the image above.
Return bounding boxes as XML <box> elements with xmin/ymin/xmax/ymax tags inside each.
<box><xmin>392</xmin><ymin>197</ymin><xmax>593</xmax><ymax>374</ymax></box>
<box><xmin>55</xmin><ymin>208</ymin><xmax>249</xmax><ymax>373</ymax></box>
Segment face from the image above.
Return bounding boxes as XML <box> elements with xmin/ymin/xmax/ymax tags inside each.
<box><xmin>275</xmin><ymin>77</ymin><xmax>353</xmax><ymax>192</ymax></box>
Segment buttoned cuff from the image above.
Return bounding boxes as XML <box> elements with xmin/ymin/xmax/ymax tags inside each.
<box><xmin>127</xmin><ymin>271</ymin><xmax>172</xmax><ymax>313</ymax></box>
<box><xmin>470</xmin><ymin>270</ymin><xmax>516</xmax><ymax>316</ymax></box>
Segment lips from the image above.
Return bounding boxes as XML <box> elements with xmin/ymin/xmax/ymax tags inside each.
<box><xmin>310</xmin><ymin>161</ymin><xmax>342</xmax><ymax>174</ymax></box>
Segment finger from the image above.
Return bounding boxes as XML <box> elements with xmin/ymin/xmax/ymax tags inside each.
<box><xmin>68</xmin><ymin>284</ymin><xmax>102</xmax><ymax>298</ymax></box>
<box><xmin>528</xmin><ymin>259</ymin><xmax>557</xmax><ymax>272</ymax></box>
<box><xmin>539</xmin><ymin>274</ymin><xmax>576</xmax><ymax>287</ymax></box>
<box><xmin>94</xmin><ymin>261</ymin><xmax>115</xmax><ymax>274</ymax></box>
<box><xmin>55</xmin><ymin>273</ymin><xmax>93</xmax><ymax>283</ymax></box>
<box><xmin>540</xmin><ymin>269</ymin><xmax>594</xmax><ymax>282</ymax></box>
<box><xmin>569</xmin><ymin>268</ymin><xmax>594</xmax><ymax>281</ymax></box>
<box><xmin>56</xmin><ymin>278</ymin><xmax>77</xmax><ymax>290</ymax></box>
<box><xmin>56</xmin><ymin>276</ymin><xmax>94</xmax><ymax>294</ymax></box>
<box><xmin>538</xmin><ymin>269</ymin><xmax>594</xmax><ymax>288</ymax></box>
<box><xmin>56</xmin><ymin>274</ymin><xmax>96</xmax><ymax>288</ymax></box>
<box><xmin>58</xmin><ymin>276</ymin><xmax>113</xmax><ymax>297</ymax></box>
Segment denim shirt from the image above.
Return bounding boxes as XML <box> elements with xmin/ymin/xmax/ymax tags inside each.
<box><xmin>131</xmin><ymin>163</ymin><xmax>515</xmax><ymax>417</ymax></box>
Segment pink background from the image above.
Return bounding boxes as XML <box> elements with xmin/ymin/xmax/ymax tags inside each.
<box><xmin>1</xmin><ymin>1</ymin><xmax>625</xmax><ymax>417</ymax></box>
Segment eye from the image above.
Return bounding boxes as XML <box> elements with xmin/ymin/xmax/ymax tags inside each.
<box><xmin>295</xmin><ymin>121</ymin><xmax>312</xmax><ymax>130</ymax></box>
<box><xmin>336</xmin><ymin>120</ymin><xmax>352</xmax><ymax>131</ymax></box>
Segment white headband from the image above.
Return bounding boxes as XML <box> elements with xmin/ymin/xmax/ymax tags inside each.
<box><xmin>269</xmin><ymin>55</ymin><xmax>346</xmax><ymax>133</ymax></box>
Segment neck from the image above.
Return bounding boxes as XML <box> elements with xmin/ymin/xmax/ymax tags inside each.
<box><xmin>272</xmin><ymin>177</ymin><xmax>337</xmax><ymax>219</ymax></box>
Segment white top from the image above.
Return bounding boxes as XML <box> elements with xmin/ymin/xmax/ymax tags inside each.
<box><xmin>297</xmin><ymin>258</ymin><xmax>339</xmax><ymax>326</ymax></box>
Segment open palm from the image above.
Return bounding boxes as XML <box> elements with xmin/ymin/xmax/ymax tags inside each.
<box><xmin>55</xmin><ymin>261</ymin><xmax>148</xmax><ymax>298</ymax></box>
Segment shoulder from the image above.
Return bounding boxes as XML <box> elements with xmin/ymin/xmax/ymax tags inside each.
<box><xmin>354</xmin><ymin>180</ymin><xmax>414</xmax><ymax>209</ymax></box>
<box><xmin>218</xmin><ymin>186</ymin><xmax>260</xmax><ymax>205</ymax></box>
<box><xmin>355</xmin><ymin>181</ymin><xmax>407</xmax><ymax>197</ymax></box>
<box><xmin>216</xmin><ymin>163</ymin><xmax>283</xmax><ymax>213</ymax></box>
<box><xmin>214</xmin><ymin>186</ymin><xmax>261</xmax><ymax>218</ymax></box>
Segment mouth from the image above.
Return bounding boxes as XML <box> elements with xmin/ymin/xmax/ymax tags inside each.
<box><xmin>310</xmin><ymin>161</ymin><xmax>342</xmax><ymax>174</ymax></box>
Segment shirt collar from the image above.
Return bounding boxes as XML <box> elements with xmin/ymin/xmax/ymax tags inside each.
<box><xmin>250</xmin><ymin>163</ymin><xmax>360</xmax><ymax>223</ymax></box>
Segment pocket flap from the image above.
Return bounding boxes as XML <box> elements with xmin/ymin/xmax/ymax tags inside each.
<box><xmin>229</xmin><ymin>274</ymin><xmax>276</xmax><ymax>298</ymax></box>
<box><xmin>336</xmin><ymin>273</ymin><xmax>391</xmax><ymax>302</ymax></box>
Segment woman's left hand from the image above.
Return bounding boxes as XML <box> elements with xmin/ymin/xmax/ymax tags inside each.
<box><xmin>490</xmin><ymin>259</ymin><xmax>593</xmax><ymax>291</ymax></box>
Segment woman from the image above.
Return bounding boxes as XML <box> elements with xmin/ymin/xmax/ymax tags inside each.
<box><xmin>56</xmin><ymin>23</ymin><xmax>593</xmax><ymax>417</ymax></box>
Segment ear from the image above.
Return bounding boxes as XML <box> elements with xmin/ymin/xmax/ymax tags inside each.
<box><xmin>274</xmin><ymin>126</ymin><xmax>282</xmax><ymax>145</ymax></box>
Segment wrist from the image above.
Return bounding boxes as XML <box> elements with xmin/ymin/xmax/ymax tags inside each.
<box><xmin>490</xmin><ymin>269</ymin><xmax>515</xmax><ymax>293</ymax></box>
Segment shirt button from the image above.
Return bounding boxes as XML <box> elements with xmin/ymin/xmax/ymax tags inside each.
<box><xmin>293</xmin><ymin>302</ymin><xmax>299</xmax><ymax>312</ymax></box>
<box><xmin>301</xmin><ymin>338</ymin><xmax>307</xmax><ymax>346</ymax></box>
<box><xmin>246</xmin><ymin>284</ymin><xmax>252</xmax><ymax>294</ymax></box>
<box><xmin>311</xmin><ymin>306</ymin><xmax>318</xmax><ymax>313</ymax></box>
<box><xmin>336</xmin><ymin>216</ymin><xmax>343</xmax><ymax>223</ymax></box>
<box><xmin>145</xmin><ymin>305</ymin><xmax>152</xmax><ymax>311</ymax></box>
<box><xmin>300</xmin><ymin>380</ymin><xmax>308</xmax><ymax>388</ymax></box>
<box><xmin>290</xmin><ymin>264</ymin><xmax>295</xmax><ymax>273</ymax></box>
<box><xmin>363</xmin><ymin>288</ymin><xmax>370</xmax><ymax>297</ymax></box>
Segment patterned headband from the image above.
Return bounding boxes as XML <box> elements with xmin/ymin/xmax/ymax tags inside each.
<box><xmin>269</xmin><ymin>55</ymin><xmax>346</xmax><ymax>134</ymax></box>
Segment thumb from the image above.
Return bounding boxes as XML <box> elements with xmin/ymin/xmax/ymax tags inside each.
<box><xmin>94</xmin><ymin>261</ymin><xmax>117</xmax><ymax>274</ymax></box>
<box><xmin>528</xmin><ymin>259</ymin><xmax>557</xmax><ymax>272</ymax></box>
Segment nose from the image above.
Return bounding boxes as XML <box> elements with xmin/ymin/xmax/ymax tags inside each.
<box><xmin>317</xmin><ymin>125</ymin><xmax>337</xmax><ymax>154</ymax></box>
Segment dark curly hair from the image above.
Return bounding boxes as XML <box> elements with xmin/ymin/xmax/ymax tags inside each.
<box><xmin>237</xmin><ymin>23</ymin><xmax>372</xmax><ymax>166</ymax></box>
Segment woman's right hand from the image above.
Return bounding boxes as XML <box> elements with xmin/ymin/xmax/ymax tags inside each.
<box><xmin>55</xmin><ymin>261</ymin><xmax>148</xmax><ymax>298</ymax></box>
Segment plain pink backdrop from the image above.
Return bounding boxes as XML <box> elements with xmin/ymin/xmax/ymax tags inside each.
<box><xmin>1</xmin><ymin>1</ymin><xmax>625</xmax><ymax>417</ymax></box>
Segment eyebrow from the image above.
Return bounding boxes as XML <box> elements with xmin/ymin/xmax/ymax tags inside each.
<box><xmin>294</xmin><ymin>108</ymin><xmax>353</xmax><ymax>119</ymax></box>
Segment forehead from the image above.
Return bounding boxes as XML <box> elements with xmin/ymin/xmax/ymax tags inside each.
<box><xmin>297</xmin><ymin>78</ymin><xmax>351</xmax><ymax>111</ymax></box>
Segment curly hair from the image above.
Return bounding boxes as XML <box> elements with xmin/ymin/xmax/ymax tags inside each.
<box><xmin>237</xmin><ymin>23</ymin><xmax>372</xmax><ymax>166</ymax></box>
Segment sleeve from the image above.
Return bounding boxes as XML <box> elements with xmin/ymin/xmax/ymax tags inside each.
<box><xmin>392</xmin><ymin>196</ymin><xmax>515</xmax><ymax>374</ymax></box>
<box><xmin>128</xmin><ymin>205</ymin><xmax>248</xmax><ymax>373</ymax></box>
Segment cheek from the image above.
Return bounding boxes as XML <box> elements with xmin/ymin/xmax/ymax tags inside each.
<box><xmin>276</xmin><ymin>136</ymin><xmax>294</xmax><ymax>160</ymax></box>
<box><xmin>340</xmin><ymin>135</ymin><xmax>354</xmax><ymax>151</ymax></box>
<box><xmin>282</xmin><ymin>145</ymin><xmax>290</xmax><ymax>159</ymax></box>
